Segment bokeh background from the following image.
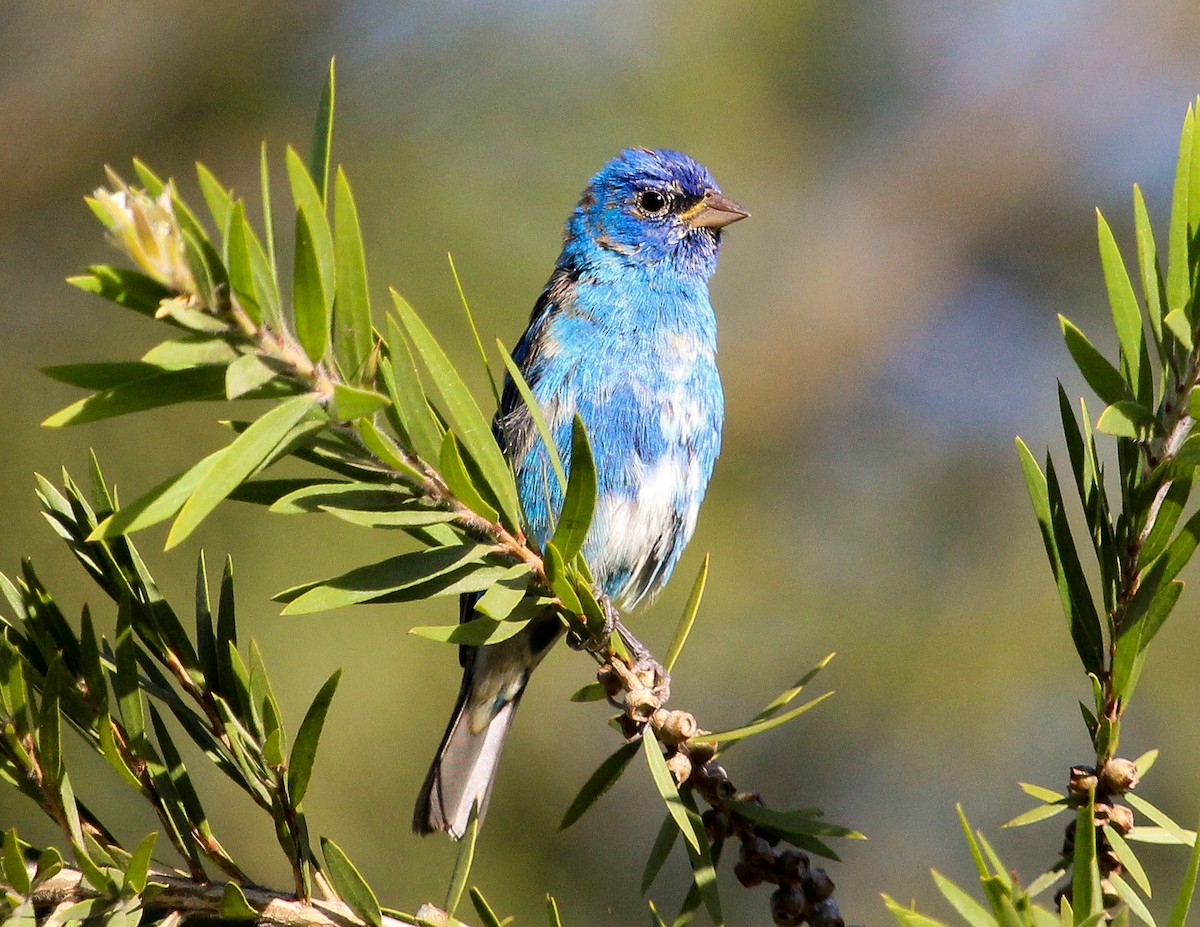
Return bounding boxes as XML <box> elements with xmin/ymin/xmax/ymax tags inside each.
<box><xmin>4</xmin><ymin>3</ymin><xmax>1200</xmax><ymax>924</ymax></box>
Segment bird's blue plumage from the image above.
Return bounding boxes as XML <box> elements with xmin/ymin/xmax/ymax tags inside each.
<box><xmin>415</xmin><ymin>148</ymin><xmax>745</xmax><ymax>837</ymax></box>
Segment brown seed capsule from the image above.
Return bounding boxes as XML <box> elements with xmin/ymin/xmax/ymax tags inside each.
<box><xmin>703</xmin><ymin>809</ymin><xmax>732</xmax><ymax>842</ymax></box>
<box><xmin>660</xmin><ymin>710</ymin><xmax>698</xmax><ymax>742</ymax></box>
<box><xmin>809</xmin><ymin>898</ymin><xmax>846</xmax><ymax>927</ymax></box>
<box><xmin>1068</xmin><ymin>765</ymin><xmax>1099</xmax><ymax>795</ymax></box>
<box><xmin>741</xmin><ymin>835</ymin><xmax>775</xmax><ymax>869</ymax></box>
<box><xmin>775</xmin><ymin>848</ymin><xmax>811</xmax><ymax>886</ymax></box>
<box><xmin>734</xmin><ymin>861</ymin><xmax>763</xmax><ymax>888</ymax></box>
<box><xmin>666</xmin><ymin>750</ymin><xmax>693</xmax><ymax>784</ymax></box>
<box><xmin>1100</xmin><ymin>879</ymin><xmax>1119</xmax><ymax>908</ymax></box>
<box><xmin>598</xmin><ymin>663</ymin><xmax>623</xmax><ymax>697</ymax></box>
<box><xmin>1099</xmin><ymin>848</ymin><xmax>1122</xmax><ymax>876</ymax></box>
<box><xmin>771</xmin><ymin>886</ymin><xmax>809</xmax><ymax>927</ymax></box>
<box><xmin>712</xmin><ymin>776</ymin><xmax>736</xmax><ymax>801</ymax></box>
<box><xmin>803</xmin><ymin>867</ymin><xmax>836</xmax><ymax>903</ymax></box>
<box><xmin>616</xmin><ymin>714</ymin><xmax>642</xmax><ymax>740</ymax></box>
<box><xmin>626</xmin><ymin>687</ymin><xmax>660</xmax><ymax>719</ymax></box>
<box><xmin>1099</xmin><ymin>758</ymin><xmax>1140</xmax><ymax>794</ymax></box>
<box><xmin>1107</xmin><ymin>803</ymin><xmax>1134</xmax><ymax>834</ymax></box>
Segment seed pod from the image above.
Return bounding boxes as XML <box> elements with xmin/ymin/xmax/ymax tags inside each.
<box><xmin>775</xmin><ymin>848</ymin><xmax>811</xmax><ymax>886</ymax></box>
<box><xmin>734</xmin><ymin>861</ymin><xmax>763</xmax><ymax>888</ymax></box>
<box><xmin>1100</xmin><ymin>758</ymin><xmax>1140</xmax><ymax>794</ymax></box>
<box><xmin>809</xmin><ymin>898</ymin><xmax>845</xmax><ymax>927</ymax></box>
<box><xmin>770</xmin><ymin>886</ymin><xmax>808</xmax><ymax>927</ymax></box>
<box><xmin>666</xmin><ymin>750</ymin><xmax>692</xmax><ymax>784</ymax></box>
<box><xmin>741</xmin><ymin>835</ymin><xmax>775</xmax><ymax>869</ymax></box>
<box><xmin>803</xmin><ymin>868</ymin><xmax>836</xmax><ymax>903</ymax></box>
<box><xmin>659</xmin><ymin>710</ymin><xmax>698</xmax><ymax>743</ymax></box>
<box><xmin>625</xmin><ymin>687</ymin><xmax>660</xmax><ymax>719</ymax></box>
<box><xmin>1068</xmin><ymin>765</ymin><xmax>1099</xmax><ymax>795</ymax></box>
<box><xmin>1100</xmin><ymin>879</ymin><xmax>1119</xmax><ymax>908</ymax></box>
<box><xmin>1107</xmin><ymin>803</ymin><xmax>1134</xmax><ymax>834</ymax></box>
<box><xmin>703</xmin><ymin>809</ymin><xmax>732</xmax><ymax>842</ymax></box>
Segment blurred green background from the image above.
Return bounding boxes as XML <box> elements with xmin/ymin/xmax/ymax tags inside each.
<box><xmin>4</xmin><ymin>3</ymin><xmax>1200</xmax><ymax>924</ymax></box>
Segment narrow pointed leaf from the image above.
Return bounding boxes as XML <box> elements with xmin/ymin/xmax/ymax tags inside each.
<box><xmin>1110</xmin><ymin>874</ymin><xmax>1155</xmax><ymax>927</ymax></box>
<box><xmin>1003</xmin><ymin>803</ymin><xmax>1071</xmax><ymax>828</ymax></box>
<box><xmin>1059</xmin><ymin>316</ymin><xmax>1129</xmax><ymax>405</ymax></box>
<box><xmin>469</xmin><ymin>887</ymin><xmax>504</xmax><ymax>927</ymax></box>
<box><xmin>439</xmin><ymin>431</ymin><xmax>499</xmax><ymax>522</ymax></box>
<box><xmin>1132</xmin><ymin>185</ymin><xmax>1165</xmax><ymax>351</ymax></box>
<box><xmin>393</xmin><ymin>293</ymin><xmax>521</xmax><ymax>528</ymax></box>
<box><xmin>496</xmin><ymin>339</ymin><xmax>567</xmax><ymax>492</ymax></box>
<box><xmin>932</xmin><ymin>870</ymin><xmax>996</xmax><ymax>927</ymax></box>
<box><xmin>292</xmin><ymin>205</ymin><xmax>330</xmax><ymax>363</ymax></box>
<box><xmin>689</xmin><ymin>692</ymin><xmax>833</xmax><ymax>746</ymax></box>
<box><xmin>642</xmin><ymin>733</ymin><xmax>699</xmax><ymax>854</ymax></box>
<box><xmin>90</xmin><ymin>450</ymin><xmax>223</xmax><ymax>539</ymax></box>
<box><xmin>551</xmin><ymin>416</ymin><xmax>596</xmax><ymax>562</ymax></box>
<box><xmin>410</xmin><ymin>617</ymin><xmax>529</xmax><ymax>646</ymax></box>
<box><xmin>382</xmin><ymin>312</ymin><xmax>443</xmax><ymax>463</ymax></box>
<box><xmin>546</xmin><ymin>895</ymin><xmax>564</xmax><ymax>927</ymax></box>
<box><xmin>642</xmin><ymin>814</ymin><xmax>678</xmax><ymax>895</ymax></box>
<box><xmin>124</xmin><ymin>832</ymin><xmax>156</xmax><ymax>894</ymax></box>
<box><xmin>221</xmin><ymin>882</ymin><xmax>258</xmax><ymax>920</ymax></box>
<box><xmin>560</xmin><ymin>741</ymin><xmax>640</xmax><ymax>830</ymax></box>
<box><xmin>43</xmin><ymin>365</ymin><xmax>228</xmax><ymax>427</ymax></box>
<box><xmin>331</xmin><ymin>384</ymin><xmax>390</xmax><ymax>421</ymax></box>
<box><xmin>1096</xmin><ymin>209</ymin><xmax>1149</xmax><ymax>402</ymax></box>
<box><xmin>1096</xmin><ymin>401</ymin><xmax>1159</xmax><ymax>439</ymax></box>
<box><xmin>309</xmin><ymin>60</ymin><xmax>335</xmax><ymax>202</ymax></box>
<box><xmin>473</xmin><ymin>565</ymin><xmax>532</xmax><ymax>620</ymax></box>
<box><xmin>1073</xmin><ymin>797</ymin><xmax>1103</xmax><ymax>923</ymax></box>
<box><xmin>1167</xmin><ymin>106</ymin><xmax>1194</xmax><ymax>318</ymax></box>
<box><xmin>1106</xmin><ymin>826</ymin><xmax>1150</xmax><ymax>896</ymax></box>
<box><xmin>287</xmin><ymin>668</ymin><xmax>341</xmax><ymax>806</ymax></box>
<box><xmin>664</xmin><ymin>554</ymin><xmax>709</xmax><ymax>673</ymax></box>
<box><xmin>444</xmin><ymin>802</ymin><xmax>479</xmax><ymax>917</ymax></box>
<box><xmin>68</xmin><ymin>265</ymin><xmax>171</xmax><ymax>316</ymax></box>
<box><xmin>168</xmin><ymin>394</ymin><xmax>319</xmax><ymax>548</ymax></box>
<box><xmin>1166</xmin><ymin>801</ymin><xmax>1200</xmax><ymax>927</ymax></box>
<box><xmin>333</xmin><ymin>167</ymin><xmax>373</xmax><ymax>381</ymax></box>
<box><xmin>321</xmin><ymin>836</ymin><xmax>382</xmax><ymax>927</ymax></box>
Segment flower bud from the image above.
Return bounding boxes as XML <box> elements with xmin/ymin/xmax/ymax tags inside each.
<box><xmin>1099</xmin><ymin>758</ymin><xmax>1140</xmax><ymax>794</ymax></box>
<box><xmin>770</xmin><ymin>886</ymin><xmax>808</xmax><ymax>927</ymax></box>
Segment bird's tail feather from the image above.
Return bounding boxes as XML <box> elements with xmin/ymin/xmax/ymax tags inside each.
<box><xmin>412</xmin><ymin>672</ymin><xmax>525</xmax><ymax>838</ymax></box>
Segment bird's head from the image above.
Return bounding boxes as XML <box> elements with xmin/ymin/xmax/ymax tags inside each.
<box><xmin>564</xmin><ymin>148</ymin><xmax>747</xmax><ymax>277</ymax></box>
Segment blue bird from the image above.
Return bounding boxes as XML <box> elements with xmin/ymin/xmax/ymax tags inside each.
<box><xmin>414</xmin><ymin>148</ymin><xmax>746</xmax><ymax>837</ymax></box>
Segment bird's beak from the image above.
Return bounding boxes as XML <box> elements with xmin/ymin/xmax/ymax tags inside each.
<box><xmin>682</xmin><ymin>190</ymin><xmax>749</xmax><ymax>229</ymax></box>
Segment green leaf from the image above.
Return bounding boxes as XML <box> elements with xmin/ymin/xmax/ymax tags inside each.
<box><xmin>196</xmin><ymin>163</ymin><xmax>234</xmax><ymax>235</ymax></box>
<box><xmin>1167</xmin><ymin>105</ymin><xmax>1195</xmax><ymax>320</ymax></box>
<box><xmin>641</xmin><ymin>814</ymin><xmax>678</xmax><ymax>895</ymax></box>
<box><xmin>551</xmin><ymin>416</ymin><xmax>596</xmax><ymax>563</ymax></box>
<box><xmin>1059</xmin><ymin>316</ymin><xmax>1129</xmax><ymax>405</ymax></box>
<box><xmin>225</xmin><ymin>354</ymin><xmax>279</xmax><ymax>399</ymax></box>
<box><xmin>440</xmin><ymin>432</ymin><xmax>499</xmax><ymax>522</ymax></box>
<box><xmin>321</xmin><ymin>836</ymin><xmax>382</xmax><ymax>927</ymax></box>
<box><xmin>1014</xmin><ymin>439</ymin><xmax>1106</xmax><ymax>675</ymax></box>
<box><xmin>1166</xmin><ymin>799</ymin><xmax>1200</xmax><ymax>927</ymax></box>
<box><xmin>469</xmin><ymin>887</ymin><xmax>504</xmax><ymax>927</ymax></box>
<box><xmin>1096</xmin><ymin>209</ymin><xmax>1150</xmax><ymax>403</ymax></box>
<box><xmin>410</xmin><ymin>617</ymin><xmax>529</xmax><ymax>646</ymax></box>
<box><xmin>331</xmin><ymin>384</ymin><xmax>390</xmax><ymax>421</ymax></box>
<box><xmin>931</xmin><ymin>870</ymin><xmax>996</xmax><ymax>927</ymax></box>
<box><xmin>1106</xmin><ymin>826</ymin><xmax>1151</xmax><ymax>897</ymax></box>
<box><xmin>288</xmin><ymin>668</ymin><xmax>341</xmax><ymax>806</ymax></box>
<box><xmin>225</xmin><ymin>201</ymin><xmax>265</xmax><ymax>326</ymax></box>
<box><xmin>168</xmin><ymin>394</ymin><xmax>320</xmax><ymax>548</ymax></box>
<box><xmin>676</xmin><ymin>787</ymin><xmax>723</xmax><ymax>927</ymax></box>
<box><xmin>1164</xmin><ymin>308</ymin><xmax>1194</xmax><ymax>350</ymax></box>
<box><xmin>392</xmin><ymin>292</ymin><xmax>521</xmax><ymax>529</ymax></box>
<box><xmin>1096</xmin><ymin>401</ymin><xmax>1159</xmax><ymax>439</ymax></box>
<box><xmin>560</xmin><ymin>741</ymin><xmax>640</xmax><ymax>830</ymax></box>
<box><xmin>1131</xmin><ymin>185</ymin><xmax>1165</xmax><ymax>356</ymax></box>
<box><xmin>124</xmin><ymin>832</ymin><xmax>156</xmax><ymax>894</ymax></box>
<box><xmin>43</xmin><ymin>361</ymin><xmax>169</xmax><ymax>390</ymax></box>
<box><xmin>1126</xmin><ymin>794</ymin><xmax>1196</xmax><ymax>845</ymax></box>
<box><xmin>688</xmin><ymin>692</ymin><xmax>833</xmax><ymax>747</ymax></box>
<box><xmin>309</xmin><ymin>59</ymin><xmax>335</xmax><ymax>203</ymax></box>
<box><xmin>114</xmin><ymin>595</ymin><xmax>145</xmax><ymax>753</ymax></box>
<box><xmin>449</xmin><ymin>254</ymin><xmax>501</xmax><ymax>410</ymax></box>
<box><xmin>642</xmin><ymin>732</ymin><xmax>699</xmax><ymax>854</ymax></box>
<box><xmin>1073</xmin><ymin>795</ymin><xmax>1103</xmax><ymax>924</ymax></box>
<box><xmin>1111</xmin><ymin>560</ymin><xmax>1183</xmax><ymax>704</ymax></box>
<box><xmin>333</xmin><ymin>167</ymin><xmax>374</xmax><ymax>381</ymax></box>
<box><xmin>382</xmin><ymin>313</ymin><xmax>444</xmax><ymax>463</ymax></box>
<box><xmin>444</xmin><ymin>802</ymin><xmax>479</xmax><ymax>917</ymax></box>
<box><xmin>89</xmin><ymin>451</ymin><xmax>222</xmax><ymax>539</ymax></box>
<box><xmin>1003</xmin><ymin>803</ymin><xmax>1071</xmax><ymax>828</ymax></box>
<box><xmin>220</xmin><ymin>882</ymin><xmax>258</xmax><ymax>920</ymax></box>
<box><xmin>664</xmin><ymin>554</ymin><xmax>709</xmax><ymax>674</ymax></box>
<box><xmin>278</xmin><ymin>545</ymin><xmax>487</xmax><ymax>614</ymax></box>
<box><xmin>68</xmin><ymin>265</ymin><xmax>170</xmax><ymax>316</ymax></box>
<box><xmin>142</xmin><ymin>335</ymin><xmax>239</xmax><ymax>368</ymax></box>
<box><xmin>546</xmin><ymin>894</ymin><xmax>564</xmax><ymax>927</ymax></box>
<box><xmin>3</xmin><ymin>828</ymin><xmax>30</xmax><ymax>895</ymax></box>
<box><xmin>292</xmin><ymin>204</ymin><xmax>331</xmax><ymax>363</ymax></box>
<box><xmin>1110</xmin><ymin>874</ymin><xmax>1155</xmax><ymax>927</ymax></box>
<box><xmin>883</xmin><ymin>896</ymin><xmax>956</xmax><ymax>927</ymax></box>
<box><xmin>1127</xmin><ymin>827</ymin><xmax>1195</xmax><ymax>846</ymax></box>
<box><xmin>43</xmin><ymin>366</ymin><xmax>228</xmax><ymax>427</ymax></box>
<box><xmin>496</xmin><ymin>339</ymin><xmax>567</xmax><ymax>493</ymax></box>
<box><xmin>1141</xmin><ymin>476</ymin><xmax>1192</xmax><ymax>564</ymax></box>
<box><xmin>473</xmin><ymin>565</ymin><xmax>532</xmax><ymax>620</ymax></box>
<box><xmin>726</xmin><ymin>800</ymin><xmax>864</xmax><ymax>848</ymax></box>
<box><xmin>541</xmin><ymin>542</ymin><xmax>583</xmax><ymax>615</ymax></box>
<box><xmin>1021</xmin><ymin>782</ymin><xmax>1066</xmax><ymax>802</ymax></box>
<box><xmin>570</xmin><ymin>683</ymin><xmax>605</xmax><ymax>703</ymax></box>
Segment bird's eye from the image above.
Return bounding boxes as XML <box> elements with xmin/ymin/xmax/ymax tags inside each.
<box><xmin>636</xmin><ymin>190</ymin><xmax>670</xmax><ymax>216</ymax></box>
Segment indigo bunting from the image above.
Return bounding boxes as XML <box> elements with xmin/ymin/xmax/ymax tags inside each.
<box><xmin>414</xmin><ymin>148</ymin><xmax>746</xmax><ymax>837</ymax></box>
